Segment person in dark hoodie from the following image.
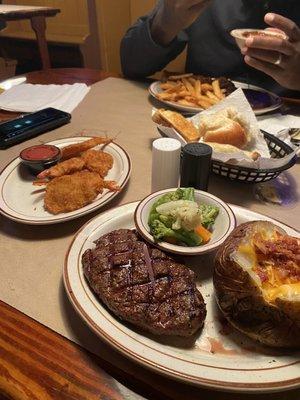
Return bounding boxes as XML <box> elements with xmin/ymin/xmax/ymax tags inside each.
<box><xmin>120</xmin><ymin>0</ymin><xmax>300</xmax><ymax>96</ymax></box>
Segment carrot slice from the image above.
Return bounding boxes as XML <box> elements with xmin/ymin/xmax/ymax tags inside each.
<box><xmin>195</xmin><ymin>225</ymin><xmax>212</xmax><ymax>244</ymax></box>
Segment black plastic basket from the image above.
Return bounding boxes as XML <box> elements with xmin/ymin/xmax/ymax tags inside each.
<box><xmin>158</xmin><ymin>128</ymin><xmax>297</xmax><ymax>183</ymax></box>
<box><xmin>211</xmin><ymin>131</ymin><xmax>297</xmax><ymax>183</ymax></box>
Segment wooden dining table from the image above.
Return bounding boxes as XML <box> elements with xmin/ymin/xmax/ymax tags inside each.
<box><xmin>0</xmin><ymin>5</ymin><xmax>60</xmax><ymax>70</ymax></box>
<box><xmin>0</xmin><ymin>68</ymin><xmax>299</xmax><ymax>400</ymax></box>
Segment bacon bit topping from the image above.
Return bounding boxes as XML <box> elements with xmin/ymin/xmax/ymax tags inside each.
<box><xmin>253</xmin><ymin>231</ymin><xmax>300</xmax><ymax>285</ymax></box>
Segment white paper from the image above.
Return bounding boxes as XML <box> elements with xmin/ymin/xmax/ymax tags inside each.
<box><xmin>0</xmin><ymin>83</ymin><xmax>90</xmax><ymax>113</ymax></box>
<box><xmin>258</xmin><ymin>113</ymin><xmax>300</xmax><ymax>148</ymax></box>
<box><xmin>154</xmin><ymin>88</ymin><xmax>297</xmax><ymax>168</ymax></box>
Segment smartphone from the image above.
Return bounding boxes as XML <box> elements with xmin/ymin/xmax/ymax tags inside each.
<box><xmin>0</xmin><ymin>108</ymin><xmax>71</xmax><ymax>149</ymax></box>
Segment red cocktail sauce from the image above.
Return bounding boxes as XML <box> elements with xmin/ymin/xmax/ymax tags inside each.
<box><xmin>20</xmin><ymin>145</ymin><xmax>60</xmax><ymax>161</ymax></box>
<box><xmin>242</xmin><ymin>31</ymin><xmax>284</xmax><ymax>39</ymax></box>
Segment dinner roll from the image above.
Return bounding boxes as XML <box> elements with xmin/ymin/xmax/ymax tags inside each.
<box><xmin>205</xmin><ymin>142</ymin><xmax>260</xmax><ymax>160</ymax></box>
<box><xmin>199</xmin><ymin>108</ymin><xmax>249</xmax><ymax>149</ymax></box>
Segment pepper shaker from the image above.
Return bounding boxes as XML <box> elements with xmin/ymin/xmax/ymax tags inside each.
<box><xmin>180</xmin><ymin>142</ymin><xmax>212</xmax><ymax>191</ymax></box>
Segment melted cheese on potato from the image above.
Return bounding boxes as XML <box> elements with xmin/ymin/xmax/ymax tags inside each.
<box><xmin>234</xmin><ymin>229</ymin><xmax>300</xmax><ymax>303</ymax></box>
<box><xmin>265</xmin><ymin>283</ymin><xmax>300</xmax><ymax>302</ymax></box>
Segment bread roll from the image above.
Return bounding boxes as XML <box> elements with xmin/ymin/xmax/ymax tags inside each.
<box><xmin>152</xmin><ymin>109</ymin><xmax>200</xmax><ymax>142</ymax></box>
<box><xmin>199</xmin><ymin>108</ymin><xmax>250</xmax><ymax>149</ymax></box>
<box><xmin>205</xmin><ymin>142</ymin><xmax>260</xmax><ymax>160</ymax></box>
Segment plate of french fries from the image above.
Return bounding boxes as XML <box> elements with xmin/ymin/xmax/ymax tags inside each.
<box><xmin>149</xmin><ymin>73</ymin><xmax>282</xmax><ymax>115</ymax></box>
<box><xmin>149</xmin><ymin>73</ymin><xmax>237</xmax><ymax>113</ymax></box>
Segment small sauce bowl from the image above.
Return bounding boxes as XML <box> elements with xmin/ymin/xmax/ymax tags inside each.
<box><xmin>230</xmin><ymin>29</ymin><xmax>287</xmax><ymax>49</ymax></box>
<box><xmin>20</xmin><ymin>144</ymin><xmax>61</xmax><ymax>175</ymax></box>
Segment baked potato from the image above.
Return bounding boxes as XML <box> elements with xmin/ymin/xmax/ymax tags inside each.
<box><xmin>214</xmin><ymin>221</ymin><xmax>300</xmax><ymax>348</ymax></box>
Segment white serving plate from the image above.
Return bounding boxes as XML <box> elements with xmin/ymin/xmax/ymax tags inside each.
<box><xmin>64</xmin><ymin>201</ymin><xmax>300</xmax><ymax>393</ymax></box>
<box><xmin>134</xmin><ymin>189</ymin><xmax>236</xmax><ymax>256</ymax></box>
<box><xmin>149</xmin><ymin>80</ymin><xmax>282</xmax><ymax>116</ymax></box>
<box><xmin>0</xmin><ymin>137</ymin><xmax>131</xmax><ymax>224</ymax></box>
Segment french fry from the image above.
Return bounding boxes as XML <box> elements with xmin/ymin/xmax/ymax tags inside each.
<box><xmin>206</xmin><ymin>91</ymin><xmax>220</xmax><ymax>101</ymax></box>
<box><xmin>197</xmin><ymin>99</ymin><xmax>211</xmax><ymax>109</ymax></box>
<box><xmin>201</xmin><ymin>83</ymin><xmax>213</xmax><ymax>92</ymax></box>
<box><xmin>177</xmin><ymin>90</ymin><xmax>191</xmax><ymax>97</ymax></box>
<box><xmin>185</xmin><ymin>96</ymin><xmax>199</xmax><ymax>104</ymax></box>
<box><xmin>177</xmin><ymin>99</ymin><xmax>197</xmax><ymax>107</ymax></box>
<box><xmin>165</xmin><ymin>83</ymin><xmax>184</xmax><ymax>94</ymax></box>
<box><xmin>182</xmin><ymin>78</ymin><xmax>195</xmax><ymax>95</ymax></box>
<box><xmin>212</xmin><ymin>79</ymin><xmax>224</xmax><ymax>100</ymax></box>
<box><xmin>195</xmin><ymin>80</ymin><xmax>201</xmax><ymax>96</ymax></box>
<box><xmin>156</xmin><ymin>74</ymin><xmax>231</xmax><ymax>109</ymax></box>
<box><xmin>160</xmin><ymin>82</ymin><xmax>177</xmax><ymax>90</ymax></box>
<box><xmin>188</xmin><ymin>77</ymin><xmax>196</xmax><ymax>84</ymax></box>
<box><xmin>157</xmin><ymin>92</ymin><xmax>175</xmax><ymax>101</ymax></box>
<box><xmin>197</xmin><ymin>95</ymin><xmax>218</xmax><ymax>106</ymax></box>
<box><xmin>168</xmin><ymin>73</ymin><xmax>193</xmax><ymax>80</ymax></box>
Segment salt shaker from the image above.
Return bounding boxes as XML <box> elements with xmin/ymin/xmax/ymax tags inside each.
<box><xmin>180</xmin><ymin>142</ymin><xmax>212</xmax><ymax>191</ymax></box>
<box><xmin>151</xmin><ymin>138</ymin><xmax>181</xmax><ymax>192</ymax></box>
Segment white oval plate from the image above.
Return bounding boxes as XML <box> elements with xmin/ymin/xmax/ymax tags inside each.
<box><xmin>149</xmin><ymin>80</ymin><xmax>282</xmax><ymax>116</ymax></box>
<box><xmin>64</xmin><ymin>202</ymin><xmax>300</xmax><ymax>393</ymax></box>
<box><xmin>134</xmin><ymin>189</ymin><xmax>236</xmax><ymax>256</ymax></box>
<box><xmin>232</xmin><ymin>81</ymin><xmax>282</xmax><ymax>116</ymax></box>
<box><xmin>0</xmin><ymin>137</ymin><xmax>131</xmax><ymax>224</ymax></box>
<box><xmin>149</xmin><ymin>80</ymin><xmax>202</xmax><ymax>114</ymax></box>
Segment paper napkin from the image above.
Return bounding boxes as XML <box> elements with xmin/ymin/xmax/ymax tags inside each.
<box><xmin>0</xmin><ymin>83</ymin><xmax>90</xmax><ymax>113</ymax></box>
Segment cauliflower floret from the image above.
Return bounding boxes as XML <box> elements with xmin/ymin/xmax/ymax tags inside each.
<box><xmin>156</xmin><ymin>200</ymin><xmax>201</xmax><ymax>231</ymax></box>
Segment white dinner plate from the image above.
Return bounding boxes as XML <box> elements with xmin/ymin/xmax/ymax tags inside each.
<box><xmin>64</xmin><ymin>202</ymin><xmax>300</xmax><ymax>393</ymax></box>
<box><xmin>0</xmin><ymin>137</ymin><xmax>131</xmax><ymax>224</ymax></box>
<box><xmin>149</xmin><ymin>80</ymin><xmax>282</xmax><ymax>115</ymax></box>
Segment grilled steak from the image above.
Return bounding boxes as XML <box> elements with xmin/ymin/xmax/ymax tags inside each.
<box><xmin>82</xmin><ymin>229</ymin><xmax>206</xmax><ymax>336</ymax></box>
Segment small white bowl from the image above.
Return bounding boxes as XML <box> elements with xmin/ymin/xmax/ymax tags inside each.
<box><xmin>134</xmin><ymin>188</ymin><xmax>236</xmax><ymax>256</ymax></box>
<box><xmin>230</xmin><ymin>28</ymin><xmax>287</xmax><ymax>49</ymax></box>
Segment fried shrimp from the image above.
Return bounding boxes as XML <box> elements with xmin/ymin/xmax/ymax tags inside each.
<box><xmin>35</xmin><ymin>157</ymin><xmax>85</xmax><ymax>180</ymax></box>
<box><xmin>80</xmin><ymin>149</ymin><xmax>113</xmax><ymax>177</ymax></box>
<box><xmin>60</xmin><ymin>136</ymin><xmax>113</xmax><ymax>160</ymax></box>
<box><xmin>43</xmin><ymin>170</ymin><xmax>120</xmax><ymax>214</ymax></box>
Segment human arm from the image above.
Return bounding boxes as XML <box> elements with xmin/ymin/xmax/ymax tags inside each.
<box><xmin>241</xmin><ymin>13</ymin><xmax>300</xmax><ymax>91</ymax></box>
<box><xmin>120</xmin><ymin>0</ymin><xmax>210</xmax><ymax>78</ymax></box>
<box><xmin>150</xmin><ymin>0</ymin><xmax>210</xmax><ymax>46</ymax></box>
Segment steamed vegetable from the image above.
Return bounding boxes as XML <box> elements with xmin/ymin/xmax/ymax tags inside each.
<box><xmin>195</xmin><ymin>225</ymin><xmax>212</xmax><ymax>244</ymax></box>
<box><xmin>148</xmin><ymin>188</ymin><xmax>219</xmax><ymax>246</ymax></box>
<box><xmin>156</xmin><ymin>200</ymin><xmax>201</xmax><ymax>231</ymax></box>
<box><xmin>150</xmin><ymin>219</ymin><xmax>202</xmax><ymax>246</ymax></box>
<box><xmin>199</xmin><ymin>204</ymin><xmax>219</xmax><ymax>229</ymax></box>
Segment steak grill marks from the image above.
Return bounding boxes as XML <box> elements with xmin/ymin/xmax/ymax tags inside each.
<box><xmin>82</xmin><ymin>229</ymin><xmax>206</xmax><ymax>336</ymax></box>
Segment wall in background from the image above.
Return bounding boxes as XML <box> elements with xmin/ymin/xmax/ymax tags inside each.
<box><xmin>0</xmin><ymin>0</ymin><xmax>101</xmax><ymax>70</ymax></box>
<box><xmin>0</xmin><ymin>0</ymin><xmax>186</xmax><ymax>75</ymax></box>
<box><xmin>97</xmin><ymin>0</ymin><xmax>186</xmax><ymax>75</ymax></box>
<box><xmin>1</xmin><ymin>0</ymin><xmax>90</xmax><ymax>45</ymax></box>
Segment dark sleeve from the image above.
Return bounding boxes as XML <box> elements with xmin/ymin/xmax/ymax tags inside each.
<box><xmin>120</xmin><ymin>12</ymin><xmax>188</xmax><ymax>78</ymax></box>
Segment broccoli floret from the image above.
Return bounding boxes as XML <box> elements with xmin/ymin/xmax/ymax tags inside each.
<box><xmin>181</xmin><ymin>187</ymin><xmax>195</xmax><ymax>201</ymax></box>
<box><xmin>199</xmin><ymin>204</ymin><xmax>219</xmax><ymax>228</ymax></box>
<box><xmin>148</xmin><ymin>188</ymin><xmax>195</xmax><ymax>226</ymax></box>
<box><xmin>158</xmin><ymin>214</ymin><xmax>174</xmax><ymax>228</ymax></box>
<box><xmin>150</xmin><ymin>219</ymin><xmax>175</xmax><ymax>241</ymax></box>
<box><xmin>149</xmin><ymin>219</ymin><xmax>202</xmax><ymax>246</ymax></box>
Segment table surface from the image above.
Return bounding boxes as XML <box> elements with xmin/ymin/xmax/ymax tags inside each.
<box><xmin>0</xmin><ymin>5</ymin><xmax>60</xmax><ymax>18</ymax></box>
<box><xmin>0</xmin><ymin>68</ymin><xmax>299</xmax><ymax>400</ymax></box>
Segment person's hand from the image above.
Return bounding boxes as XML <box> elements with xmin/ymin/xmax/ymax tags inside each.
<box><xmin>151</xmin><ymin>0</ymin><xmax>210</xmax><ymax>46</ymax></box>
<box><xmin>241</xmin><ymin>13</ymin><xmax>300</xmax><ymax>90</ymax></box>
